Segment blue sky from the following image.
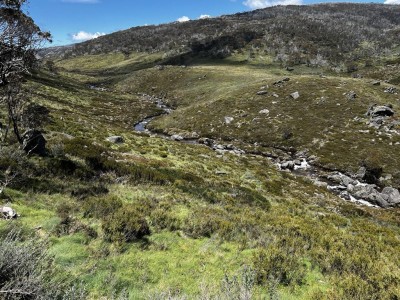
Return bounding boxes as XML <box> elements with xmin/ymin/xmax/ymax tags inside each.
<box><xmin>25</xmin><ymin>0</ymin><xmax>397</xmax><ymax>46</ymax></box>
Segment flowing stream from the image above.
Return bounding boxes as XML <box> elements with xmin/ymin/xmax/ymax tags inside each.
<box><xmin>134</xmin><ymin>96</ymin><xmax>381</xmax><ymax>208</ymax></box>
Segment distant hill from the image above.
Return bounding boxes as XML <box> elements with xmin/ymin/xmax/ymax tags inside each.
<box><xmin>42</xmin><ymin>3</ymin><xmax>400</xmax><ymax>69</ymax></box>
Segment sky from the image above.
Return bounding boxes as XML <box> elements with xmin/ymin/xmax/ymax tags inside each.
<box><xmin>25</xmin><ymin>0</ymin><xmax>399</xmax><ymax>46</ymax></box>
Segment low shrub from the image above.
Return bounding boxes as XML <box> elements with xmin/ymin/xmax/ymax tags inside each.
<box><xmin>150</xmin><ymin>204</ymin><xmax>181</xmax><ymax>231</ymax></box>
<box><xmin>102</xmin><ymin>204</ymin><xmax>151</xmax><ymax>243</ymax></box>
<box><xmin>184</xmin><ymin>206</ymin><xmax>234</xmax><ymax>239</ymax></box>
<box><xmin>252</xmin><ymin>236</ymin><xmax>308</xmax><ymax>287</ymax></box>
<box><xmin>83</xmin><ymin>195</ymin><xmax>123</xmax><ymax>219</ymax></box>
<box><xmin>70</xmin><ymin>183</ymin><xmax>109</xmax><ymax>200</ymax></box>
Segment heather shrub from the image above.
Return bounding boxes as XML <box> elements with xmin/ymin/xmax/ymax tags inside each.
<box><xmin>102</xmin><ymin>204</ymin><xmax>151</xmax><ymax>243</ymax></box>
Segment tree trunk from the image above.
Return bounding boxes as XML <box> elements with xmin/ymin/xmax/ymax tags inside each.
<box><xmin>6</xmin><ymin>93</ymin><xmax>22</xmax><ymax>144</ymax></box>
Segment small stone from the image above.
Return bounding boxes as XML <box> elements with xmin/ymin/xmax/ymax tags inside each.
<box><xmin>290</xmin><ymin>92</ymin><xmax>300</xmax><ymax>99</ymax></box>
<box><xmin>259</xmin><ymin>109</ymin><xmax>270</xmax><ymax>115</ymax></box>
<box><xmin>106</xmin><ymin>136</ymin><xmax>124</xmax><ymax>144</ymax></box>
<box><xmin>257</xmin><ymin>90</ymin><xmax>268</xmax><ymax>95</ymax></box>
<box><xmin>224</xmin><ymin>116</ymin><xmax>234</xmax><ymax>124</ymax></box>
<box><xmin>345</xmin><ymin>91</ymin><xmax>357</xmax><ymax>100</ymax></box>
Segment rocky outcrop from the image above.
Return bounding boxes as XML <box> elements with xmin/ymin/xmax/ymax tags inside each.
<box><xmin>366</xmin><ymin>104</ymin><xmax>394</xmax><ymax>118</ymax></box>
<box><xmin>22</xmin><ymin>129</ymin><xmax>46</xmax><ymax>156</ymax></box>
<box><xmin>366</xmin><ymin>104</ymin><xmax>395</xmax><ymax>130</ymax></box>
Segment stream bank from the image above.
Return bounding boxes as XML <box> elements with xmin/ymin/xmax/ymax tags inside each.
<box><xmin>134</xmin><ymin>95</ymin><xmax>399</xmax><ymax>209</ymax></box>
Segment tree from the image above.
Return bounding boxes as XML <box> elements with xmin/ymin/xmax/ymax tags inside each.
<box><xmin>0</xmin><ymin>0</ymin><xmax>51</xmax><ymax>144</ymax></box>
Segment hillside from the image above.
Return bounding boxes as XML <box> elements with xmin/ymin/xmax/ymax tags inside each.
<box><xmin>43</xmin><ymin>3</ymin><xmax>400</xmax><ymax>71</ymax></box>
<box><xmin>1</xmin><ymin>2</ymin><xmax>400</xmax><ymax>299</ymax></box>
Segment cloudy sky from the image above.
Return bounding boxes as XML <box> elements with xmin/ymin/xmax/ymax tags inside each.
<box><xmin>26</xmin><ymin>0</ymin><xmax>399</xmax><ymax>46</ymax></box>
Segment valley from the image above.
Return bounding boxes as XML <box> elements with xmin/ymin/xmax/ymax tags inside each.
<box><xmin>1</xmin><ymin>2</ymin><xmax>400</xmax><ymax>299</ymax></box>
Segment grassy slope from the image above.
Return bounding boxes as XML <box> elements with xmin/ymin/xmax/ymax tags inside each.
<box><xmin>1</xmin><ymin>52</ymin><xmax>399</xmax><ymax>299</ymax></box>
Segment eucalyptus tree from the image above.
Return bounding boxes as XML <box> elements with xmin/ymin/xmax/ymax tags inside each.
<box><xmin>0</xmin><ymin>0</ymin><xmax>51</xmax><ymax>144</ymax></box>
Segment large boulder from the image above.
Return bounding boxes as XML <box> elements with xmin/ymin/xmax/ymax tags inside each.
<box><xmin>381</xmin><ymin>187</ymin><xmax>400</xmax><ymax>205</ymax></box>
<box><xmin>0</xmin><ymin>206</ymin><xmax>18</xmax><ymax>219</ymax></box>
<box><xmin>22</xmin><ymin>129</ymin><xmax>46</xmax><ymax>156</ymax></box>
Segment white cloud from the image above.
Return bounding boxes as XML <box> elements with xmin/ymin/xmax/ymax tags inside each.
<box><xmin>243</xmin><ymin>0</ymin><xmax>302</xmax><ymax>9</ymax></box>
<box><xmin>177</xmin><ymin>16</ymin><xmax>190</xmax><ymax>23</ymax></box>
<box><xmin>62</xmin><ymin>0</ymin><xmax>99</xmax><ymax>3</ymax></box>
<box><xmin>199</xmin><ymin>14</ymin><xmax>211</xmax><ymax>19</ymax></box>
<box><xmin>384</xmin><ymin>0</ymin><xmax>400</xmax><ymax>4</ymax></box>
<box><xmin>72</xmin><ymin>31</ymin><xmax>105</xmax><ymax>41</ymax></box>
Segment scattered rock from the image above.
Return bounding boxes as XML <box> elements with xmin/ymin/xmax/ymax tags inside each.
<box><xmin>384</xmin><ymin>86</ymin><xmax>398</xmax><ymax>94</ymax></box>
<box><xmin>22</xmin><ymin>129</ymin><xmax>46</xmax><ymax>156</ymax></box>
<box><xmin>290</xmin><ymin>92</ymin><xmax>300</xmax><ymax>99</ymax></box>
<box><xmin>273</xmin><ymin>78</ymin><xmax>290</xmax><ymax>86</ymax></box>
<box><xmin>257</xmin><ymin>90</ymin><xmax>268</xmax><ymax>95</ymax></box>
<box><xmin>216</xmin><ymin>170</ymin><xmax>228</xmax><ymax>175</ymax></box>
<box><xmin>372</xmin><ymin>80</ymin><xmax>381</xmax><ymax>86</ymax></box>
<box><xmin>345</xmin><ymin>91</ymin><xmax>357</xmax><ymax>100</ymax></box>
<box><xmin>106</xmin><ymin>136</ymin><xmax>124</xmax><ymax>144</ymax></box>
<box><xmin>286</xmin><ymin>67</ymin><xmax>294</xmax><ymax>72</ymax></box>
<box><xmin>224</xmin><ymin>116</ymin><xmax>234</xmax><ymax>124</ymax></box>
<box><xmin>259</xmin><ymin>109</ymin><xmax>270</xmax><ymax>115</ymax></box>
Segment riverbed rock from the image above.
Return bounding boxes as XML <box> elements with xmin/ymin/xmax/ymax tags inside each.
<box><xmin>366</xmin><ymin>192</ymin><xmax>389</xmax><ymax>208</ymax></box>
<box><xmin>381</xmin><ymin>187</ymin><xmax>400</xmax><ymax>205</ymax></box>
<box><xmin>106</xmin><ymin>136</ymin><xmax>124</xmax><ymax>144</ymax></box>
<box><xmin>171</xmin><ymin>134</ymin><xmax>184</xmax><ymax>141</ymax></box>
<box><xmin>340</xmin><ymin>174</ymin><xmax>356</xmax><ymax>186</ymax></box>
<box><xmin>281</xmin><ymin>161</ymin><xmax>295</xmax><ymax>170</ymax></box>
<box><xmin>198</xmin><ymin>137</ymin><xmax>214</xmax><ymax>146</ymax></box>
<box><xmin>352</xmin><ymin>184</ymin><xmax>376</xmax><ymax>199</ymax></box>
<box><xmin>356</xmin><ymin>167</ymin><xmax>367</xmax><ymax>180</ymax></box>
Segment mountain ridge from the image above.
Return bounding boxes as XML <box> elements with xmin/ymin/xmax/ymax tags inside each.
<box><xmin>42</xmin><ymin>3</ymin><xmax>400</xmax><ymax>70</ymax></box>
